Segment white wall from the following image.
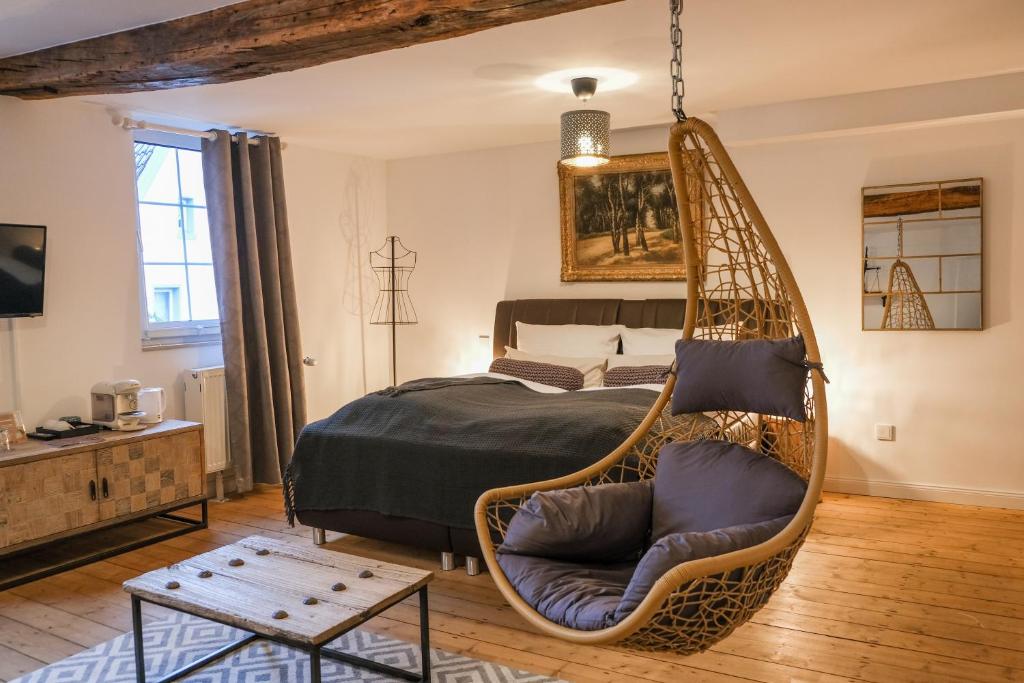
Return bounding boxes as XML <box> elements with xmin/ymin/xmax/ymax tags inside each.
<box><xmin>0</xmin><ymin>97</ymin><xmax>222</xmax><ymax>429</ymax></box>
<box><xmin>0</xmin><ymin>97</ymin><xmax>389</xmax><ymax>431</ymax></box>
<box><xmin>3</xmin><ymin>90</ymin><xmax>1020</xmax><ymax>507</ymax></box>
<box><xmin>386</xmin><ymin>130</ymin><xmax>682</xmax><ymax>382</ymax></box>
<box><xmin>387</xmin><ymin>118</ymin><xmax>1024</xmax><ymax>506</ymax></box>
<box><xmin>282</xmin><ymin>144</ymin><xmax>390</xmax><ymax>420</ymax></box>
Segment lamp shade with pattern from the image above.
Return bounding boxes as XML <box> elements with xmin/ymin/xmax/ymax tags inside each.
<box><xmin>560</xmin><ymin>109</ymin><xmax>610</xmax><ymax>167</ymax></box>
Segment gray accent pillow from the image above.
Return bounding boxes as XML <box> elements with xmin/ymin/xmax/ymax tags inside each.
<box><xmin>603</xmin><ymin>365</ymin><xmax>671</xmax><ymax>387</ymax></box>
<box><xmin>615</xmin><ymin>515</ymin><xmax>792</xmax><ymax>620</ymax></box>
<box><xmin>489</xmin><ymin>357</ymin><xmax>584</xmax><ymax>391</ymax></box>
<box><xmin>651</xmin><ymin>440</ymin><xmax>806</xmax><ymax>541</ymax></box>
<box><xmin>497</xmin><ymin>481</ymin><xmax>652</xmax><ymax>562</ymax></box>
<box><xmin>671</xmin><ymin>336</ymin><xmax>809</xmax><ymax>421</ymax></box>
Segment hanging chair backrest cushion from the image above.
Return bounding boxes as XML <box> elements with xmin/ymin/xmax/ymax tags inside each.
<box><xmin>615</xmin><ymin>514</ymin><xmax>793</xmax><ymax>621</ymax></box>
<box><xmin>671</xmin><ymin>336</ymin><xmax>809</xmax><ymax>421</ymax></box>
<box><xmin>651</xmin><ymin>440</ymin><xmax>807</xmax><ymax>541</ymax></box>
<box><xmin>497</xmin><ymin>480</ymin><xmax>652</xmax><ymax>562</ymax></box>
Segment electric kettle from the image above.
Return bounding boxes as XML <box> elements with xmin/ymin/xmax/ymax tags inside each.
<box><xmin>138</xmin><ymin>387</ymin><xmax>166</xmax><ymax>424</ymax></box>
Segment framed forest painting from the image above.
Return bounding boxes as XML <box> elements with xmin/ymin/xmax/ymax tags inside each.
<box><xmin>559</xmin><ymin>152</ymin><xmax>687</xmax><ymax>282</ymax></box>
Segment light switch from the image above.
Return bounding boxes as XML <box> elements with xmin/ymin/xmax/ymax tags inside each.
<box><xmin>875</xmin><ymin>424</ymin><xmax>895</xmax><ymax>441</ymax></box>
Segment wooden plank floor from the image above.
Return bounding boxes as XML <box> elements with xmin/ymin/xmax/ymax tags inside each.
<box><xmin>1</xmin><ymin>490</ymin><xmax>1022</xmax><ymax>682</ymax></box>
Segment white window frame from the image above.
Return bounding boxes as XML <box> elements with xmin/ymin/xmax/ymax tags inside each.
<box><xmin>132</xmin><ymin>130</ymin><xmax>221</xmax><ymax>350</ymax></box>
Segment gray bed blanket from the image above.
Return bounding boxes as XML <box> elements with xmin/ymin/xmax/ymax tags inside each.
<box><xmin>283</xmin><ymin>376</ymin><xmax>660</xmax><ymax>530</ymax></box>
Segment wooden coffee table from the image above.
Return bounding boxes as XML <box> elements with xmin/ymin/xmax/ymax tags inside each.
<box><xmin>123</xmin><ymin>534</ymin><xmax>433</xmax><ymax>683</ymax></box>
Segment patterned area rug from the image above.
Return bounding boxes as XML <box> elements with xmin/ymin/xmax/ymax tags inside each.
<box><xmin>13</xmin><ymin>611</ymin><xmax>562</xmax><ymax>682</ymax></box>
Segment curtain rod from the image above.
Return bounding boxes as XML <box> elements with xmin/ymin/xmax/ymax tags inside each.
<box><xmin>113</xmin><ymin>116</ymin><xmax>278</xmax><ymax>146</ymax></box>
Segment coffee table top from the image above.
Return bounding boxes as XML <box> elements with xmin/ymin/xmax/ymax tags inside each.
<box><xmin>123</xmin><ymin>535</ymin><xmax>433</xmax><ymax>645</ymax></box>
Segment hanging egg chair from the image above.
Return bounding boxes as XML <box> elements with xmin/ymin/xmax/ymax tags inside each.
<box><xmin>474</xmin><ymin>0</ymin><xmax>828</xmax><ymax>654</ymax></box>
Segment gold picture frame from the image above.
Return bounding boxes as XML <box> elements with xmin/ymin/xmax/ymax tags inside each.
<box><xmin>559</xmin><ymin>152</ymin><xmax>689</xmax><ymax>282</ymax></box>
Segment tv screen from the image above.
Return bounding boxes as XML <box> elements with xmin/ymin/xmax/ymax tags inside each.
<box><xmin>0</xmin><ymin>224</ymin><xmax>46</xmax><ymax>318</ymax></box>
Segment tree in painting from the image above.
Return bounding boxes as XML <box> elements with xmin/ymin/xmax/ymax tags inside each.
<box><xmin>573</xmin><ymin>170</ymin><xmax>681</xmax><ymax>268</ymax></box>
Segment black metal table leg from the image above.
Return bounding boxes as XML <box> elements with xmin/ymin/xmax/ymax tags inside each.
<box><xmin>310</xmin><ymin>645</ymin><xmax>322</xmax><ymax>683</ymax></box>
<box><xmin>420</xmin><ymin>586</ymin><xmax>431</xmax><ymax>682</ymax></box>
<box><xmin>132</xmin><ymin>595</ymin><xmax>146</xmax><ymax>683</ymax></box>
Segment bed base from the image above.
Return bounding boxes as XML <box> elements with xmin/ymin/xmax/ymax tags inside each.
<box><xmin>300</xmin><ymin>512</ymin><xmax>483</xmax><ymax>575</ymax></box>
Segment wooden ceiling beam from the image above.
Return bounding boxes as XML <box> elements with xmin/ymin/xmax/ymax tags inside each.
<box><xmin>863</xmin><ymin>185</ymin><xmax>981</xmax><ymax>218</ymax></box>
<box><xmin>0</xmin><ymin>0</ymin><xmax>622</xmax><ymax>100</ymax></box>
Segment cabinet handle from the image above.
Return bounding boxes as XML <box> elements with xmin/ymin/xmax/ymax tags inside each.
<box><xmin>89</xmin><ymin>480</ymin><xmax>97</xmax><ymax>501</ymax></box>
<box><xmin>101</xmin><ymin>478</ymin><xmax>109</xmax><ymax>499</ymax></box>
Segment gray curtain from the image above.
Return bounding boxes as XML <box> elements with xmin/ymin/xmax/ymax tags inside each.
<box><xmin>201</xmin><ymin>131</ymin><xmax>306</xmax><ymax>491</ymax></box>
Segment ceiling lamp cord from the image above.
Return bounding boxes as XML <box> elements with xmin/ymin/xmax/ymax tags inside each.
<box><xmin>670</xmin><ymin>0</ymin><xmax>687</xmax><ymax>121</ymax></box>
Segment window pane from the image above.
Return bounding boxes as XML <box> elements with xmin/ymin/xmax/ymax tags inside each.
<box><xmin>177</xmin><ymin>150</ymin><xmax>207</xmax><ymax>206</ymax></box>
<box><xmin>138</xmin><ymin>204</ymin><xmax>185</xmax><ymax>263</ymax></box>
<box><xmin>135</xmin><ymin>145</ymin><xmax>180</xmax><ymax>204</ymax></box>
<box><xmin>182</xmin><ymin>206</ymin><xmax>212</xmax><ymax>263</ymax></box>
<box><xmin>187</xmin><ymin>265</ymin><xmax>219</xmax><ymax>321</ymax></box>
<box><xmin>144</xmin><ymin>265</ymin><xmax>189</xmax><ymax>323</ymax></box>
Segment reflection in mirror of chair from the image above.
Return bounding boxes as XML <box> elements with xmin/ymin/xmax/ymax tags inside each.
<box><xmin>862</xmin><ymin>178</ymin><xmax>982</xmax><ymax>330</ymax></box>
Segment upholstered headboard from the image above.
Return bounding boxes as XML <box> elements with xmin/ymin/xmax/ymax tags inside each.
<box><xmin>492</xmin><ymin>299</ymin><xmax>686</xmax><ymax>358</ymax></box>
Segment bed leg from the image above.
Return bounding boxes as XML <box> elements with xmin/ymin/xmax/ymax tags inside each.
<box><xmin>465</xmin><ymin>556</ymin><xmax>482</xmax><ymax>576</ymax></box>
<box><xmin>312</xmin><ymin>528</ymin><xmax>326</xmax><ymax>546</ymax></box>
<box><xmin>440</xmin><ymin>552</ymin><xmax>456</xmax><ymax>571</ymax></box>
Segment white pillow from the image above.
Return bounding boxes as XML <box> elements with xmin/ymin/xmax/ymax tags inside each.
<box><xmin>607</xmin><ymin>354</ymin><xmax>675</xmax><ymax>369</ymax></box>
<box><xmin>515</xmin><ymin>322</ymin><xmax>623</xmax><ymax>357</ymax></box>
<box><xmin>505</xmin><ymin>347</ymin><xmax>607</xmax><ymax>389</ymax></box>
<box><xmin>619</xmin><ymin>327</ymin><xmax>682</xmax><ymax>355</ymax></box>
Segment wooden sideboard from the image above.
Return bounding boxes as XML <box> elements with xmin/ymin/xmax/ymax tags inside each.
<box><xmin>0</xmin><ymin>420</ymin><xmax>207</xmax><ymax>587</ymax></box>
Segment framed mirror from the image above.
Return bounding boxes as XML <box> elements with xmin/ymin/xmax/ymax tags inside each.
<box><xmin>862</xmin><ymin>178</ymin><xmax>982</xmax><ymax>330</ymax></box>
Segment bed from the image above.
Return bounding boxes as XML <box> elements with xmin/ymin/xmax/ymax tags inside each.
<box><xmin>285</xmin><ymin>298</ymin><xmax>703</xmax><ymax>570</ymax></box>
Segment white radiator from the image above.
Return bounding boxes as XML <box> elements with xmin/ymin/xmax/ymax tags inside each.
<box><xmin>184</xmin><ymin>366</ymin><xmax>229</xmax><ymax>475</ymax></box>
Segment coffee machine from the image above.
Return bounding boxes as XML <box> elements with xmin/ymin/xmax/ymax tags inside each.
<box><xmin>91</xmin><ymin>380</ymin><xmax>146</xmax><ymax>430</ymax></box>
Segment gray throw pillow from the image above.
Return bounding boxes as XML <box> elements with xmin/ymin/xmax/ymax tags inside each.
<box><xmin>671</xmin><ymin>336</ymin><xmax>809</xmax><ymax>421</ymax></box>
<box><xmin>603</xmin><ymin>365</ymin><xmax>671</xmax><ymax>387</ymax></box>
<box><xmin>615</xmin><ymin>515</ymin><xmax>792</xmax><ymax>620</ymax></box>
<box><xmin>651</xmin><ymin>439</ymin><xmax>806</xmax><ymax>541</ymax></box>
<box><xmin>497</xmin><ymin>481</ymin><xmax>652</xmax><ymax>562</ymax></box>
<box><xmin>489</xmin><ymin>357</ymin><xmax>584</xmax><ymax>391</ymax></box>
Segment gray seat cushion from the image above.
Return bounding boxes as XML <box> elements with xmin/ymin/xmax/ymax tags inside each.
<box><xmin>671</xmin><ymin>336</ymin><xmax>809</xmax><ymax>421</ymax></box>
<box><xmin>495</xmin><ymin>440</ymin><xmax>805</xmax><ymax>632</ymax></box>
<box><xmin>651</xmin><ymin>440</ymin><xmax>806</xmax><ymax>540</ymax></box>
<box><xmin>496</xmin><ymin>553</ymin><xmax>635</xmax><ymax>631</ymax></box>
<box><xmin>498</xmin><ymin>481</ymin><xmax>651</xmax><ymax>562</ymax></box>
<box><xmin>615</xmin><ymin>515</ymin><xmax>792</xmax><ymax>620</ymax></box>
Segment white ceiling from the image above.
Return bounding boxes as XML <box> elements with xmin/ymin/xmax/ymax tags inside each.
<box><xmin>4</xmin><ymin>0</ymin><xmax>1024</xmax><ymax>159</ymax></box>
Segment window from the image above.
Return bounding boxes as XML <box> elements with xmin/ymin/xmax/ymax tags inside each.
<box><xmin>133</xmin><ymin>132</ymin><xmax>220</xmax><ymax>348</ymax></box>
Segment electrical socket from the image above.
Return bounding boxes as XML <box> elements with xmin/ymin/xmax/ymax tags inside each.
<box><xmin>875</xmin><ymin>424</ymin><xmax>896</xmax><ymax>441</ymax></box>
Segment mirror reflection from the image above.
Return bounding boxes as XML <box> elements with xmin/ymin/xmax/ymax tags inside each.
<box><xmin>862</xmin><ymin>178</ymin><xmax>982</xmax><ymax>330</ymax></box>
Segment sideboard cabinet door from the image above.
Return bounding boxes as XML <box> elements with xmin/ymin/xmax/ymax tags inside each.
<box><xmin>0</xmin><ymin>452</ymin><xmax>99</xmax><ymax>548</ymax></box>
<box><xmin>96</xmin><ymin>430</ymin><xmax>204</xmax><ymax>520</ymax></box>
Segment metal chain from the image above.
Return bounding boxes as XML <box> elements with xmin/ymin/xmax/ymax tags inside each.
<box><xmin>670</xmin><ymin>0</ymin><xmax>686</xmax><ymax>121</ymax></box>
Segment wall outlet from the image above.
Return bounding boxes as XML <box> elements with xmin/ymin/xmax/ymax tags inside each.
<box><xmin>875</xmin><ymin>424</ymin><xmax>896</xmax><ymax>441</ymax></box>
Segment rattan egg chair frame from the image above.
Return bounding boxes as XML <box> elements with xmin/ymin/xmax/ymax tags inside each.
<box><xmin>474</xmin><ymin>117</ymin><xmax>828</xmax><ymax>654</ymax></box>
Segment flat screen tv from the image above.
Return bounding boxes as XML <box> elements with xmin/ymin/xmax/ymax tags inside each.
<box><xmin>0</xmin><ymin>224</ymin><xmax>46</xmax><ymax>318</ymax></box>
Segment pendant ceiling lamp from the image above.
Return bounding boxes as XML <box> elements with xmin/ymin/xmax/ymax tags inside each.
<box><xmin>560</xmin><ymin>76</ymin><xmax>610</xmax><ymax>167</ymax></box>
